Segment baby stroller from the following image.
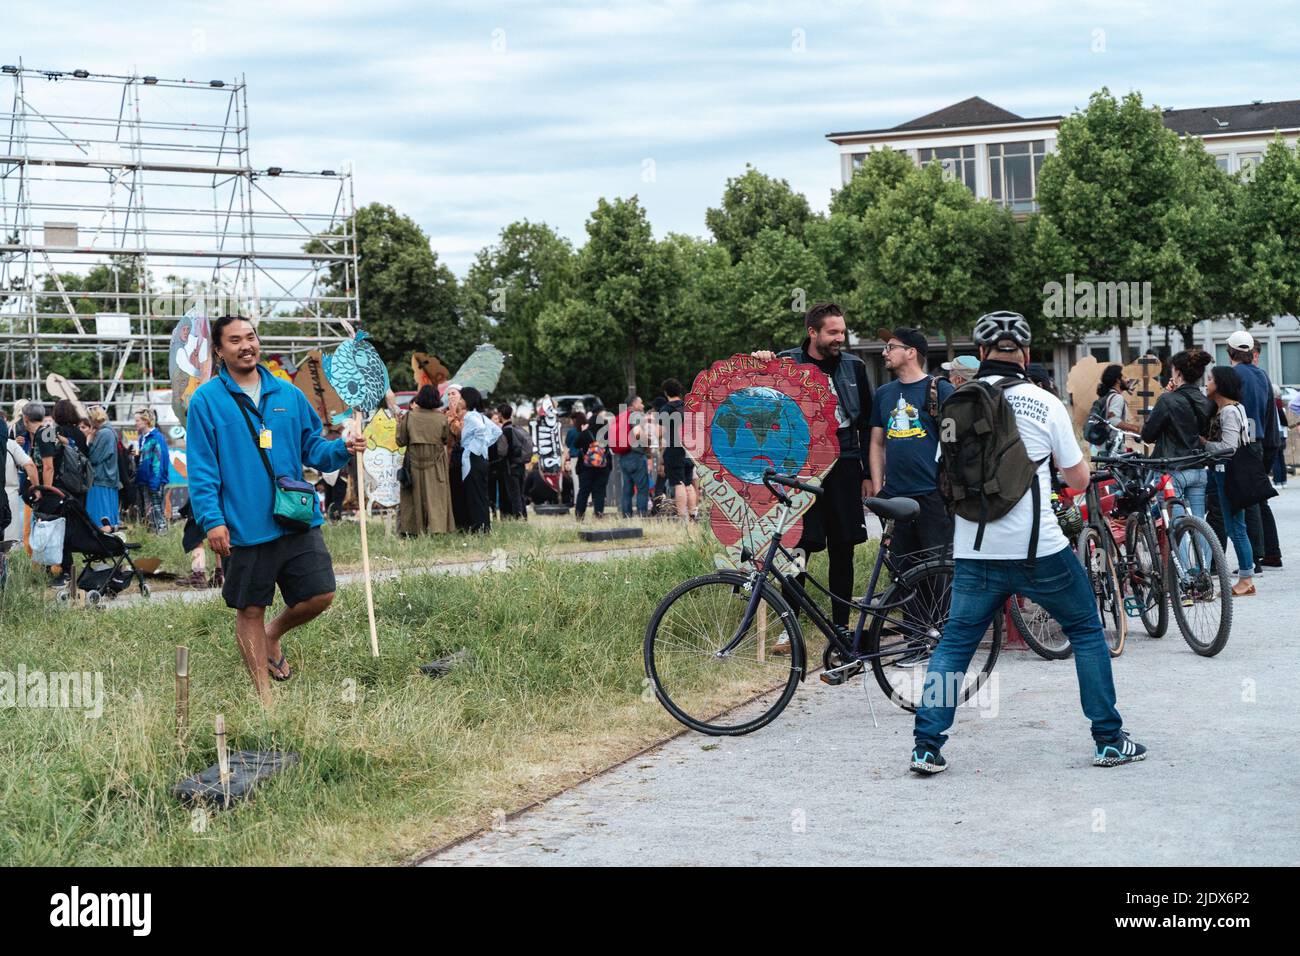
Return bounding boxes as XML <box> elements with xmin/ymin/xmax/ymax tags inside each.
<box><xmin>23</xmin><ymin>486</ymin><xmax>151</xmax><ymax>605</ymax></box>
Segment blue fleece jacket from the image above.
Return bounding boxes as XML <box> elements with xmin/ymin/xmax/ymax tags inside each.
<box><xmin>135</xmin><ymin>427</ymin><xmax>171</xmax><ymax>491</ymax></box>
<box><xmin>186</xmin><ymin>365</ymin><xmax>350</xmax><ymax>547</ymax></box>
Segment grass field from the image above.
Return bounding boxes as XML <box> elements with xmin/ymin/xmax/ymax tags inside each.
<box><xmin>115</xmin><ymin>513</ymin><xmax>693</xmax><ymax>586</ymax></box>
<box><xmin>0</xmin><ymin>524</ymin><xmax>877</xmax><ymax>866</ymax></box>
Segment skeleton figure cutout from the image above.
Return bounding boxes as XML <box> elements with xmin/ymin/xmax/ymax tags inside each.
<box><xmin>531</xmin><ymin>396</ymin><xmax>564</xmax><ymax>491</ymax></box>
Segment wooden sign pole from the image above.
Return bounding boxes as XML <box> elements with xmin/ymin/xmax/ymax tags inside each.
<box><xmin>175</xmin><ymin>646</ymin><xmax>189</xmax><ymax>740</ymax></box>
<box><xmin>353</xmin><ymin>411</ymin><xmax>380</xmax><ymax>658</ymax></box>
<box><xmin>214</xmin><ymin>713</ymin><xmax>230</xmax><ymax>792</ymax></box>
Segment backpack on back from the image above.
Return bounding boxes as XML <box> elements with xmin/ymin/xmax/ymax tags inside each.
<box><xmin>608</xmin><ymin>409</ymin><xmax>633</xmax><ymax>456</ymax></box>
<box><xmin>938</xmin><ymin>376</ymin><xmax>1049</xmax><ymax>560</ymax></box>
<box><xmin>511</xmin><ymin>424</ymin><xmax>532</xmax><ymax>464</ymax></box>
<box><xmin>55</xmin><ymin>436</ymin><xmax>92</xmax><ymax>496</ymax></box>
<box><xmin>582</xmin><ymin>440</ymin><xmax>608</xmax><ymax>469</ymax></box>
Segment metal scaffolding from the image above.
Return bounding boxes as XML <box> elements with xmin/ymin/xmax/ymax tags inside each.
<box><xmin>0</xmin><ymin>61</ymin><xmax>359</xmax><ymax>421</ymax></box>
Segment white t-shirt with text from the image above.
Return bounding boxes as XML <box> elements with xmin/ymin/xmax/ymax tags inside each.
<box><xmin>952</xmin><ymin>376</ymin><xmax>1084</xmax><ymax>561</ymax></box>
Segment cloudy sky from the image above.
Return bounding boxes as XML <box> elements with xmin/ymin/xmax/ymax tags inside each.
<box><xmin>7</xmin><ymin>1</ymin><xmax>1298</xmax><ymax>275</ymax></box>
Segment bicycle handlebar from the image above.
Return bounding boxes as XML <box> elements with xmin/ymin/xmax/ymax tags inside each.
<box><xmin>763</xmin><ymin>469</ymin><xmax>824</xmax><ymax>497</ymax></box>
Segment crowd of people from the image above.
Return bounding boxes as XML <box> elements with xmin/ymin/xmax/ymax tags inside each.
<box><xmin>2</xmin><ymin>398</ymin><xmax>172</xmax><ymax>586</ymax></box>
<box><xmin>753</xmin><ymin>303</ymin><xmax>1293</xmax><ymax>776</ymax></box>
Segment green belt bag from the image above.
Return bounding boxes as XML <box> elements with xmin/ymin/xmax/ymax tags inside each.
<box><xmin>235</xmin><ymin>392</ymin><xmax>317</xmax><ymax>533</ymax></box>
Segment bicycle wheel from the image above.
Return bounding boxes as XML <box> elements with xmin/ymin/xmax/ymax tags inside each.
<box><xmin>1126</xmin><ymin>517</ymin><xmax>1168</xmax><ymax>638</ymax></box>
<box><xmin>644</xmin><ymin>571</ymin><xmax>805</xmax><ymax>735</ymax></box>
<box><xmin>1009</xmin><ymin>594</ymin><xmax>1072</xmax><ymax>659</ymax></box>
<box><xmin>1166</xmin><ymin>515</ymin><xmax>1233</xmax><ymax>656</ymax></box>
<box><xmin>868</xmin><ymin>560</ymin><xmax>1001</xmax><ymax>712</ymax></box>
<box><xmin>1077</xmin><ymin>526</ymin><xmax>1127</xmax><ymax>657</ymax></box>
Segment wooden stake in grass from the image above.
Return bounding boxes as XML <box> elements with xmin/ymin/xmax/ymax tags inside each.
<box><xmin>352</xmin><ymin>411</ymin><xmax>380</xmax><ymax>658</ymax></box>
<box><xmin>756</xmin><ymin>600</ymin><xmax>767</xmax><ymax>663</ymax></box>
<box><xmin>214</xmin><ymin>713</ymin><xmax>231</xmax><ymax>793</ymax></box>
<box><xmin>175</xmin><ymin>646</ymin><xmax>189</xmax><ymax>740</ymax></box>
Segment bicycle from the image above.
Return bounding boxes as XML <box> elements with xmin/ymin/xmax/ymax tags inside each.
<box><xmin>1007</xmin><ymin>480</ymin><xmax>1084</xmax><ymax>661</ymax></box>
<box><xmin>643</xmin><ymin>470</ymin><xmax>1002</xmax><ymax>736</ymax></box>
<box><xmin>1091</xmin><ymin>452</ymin><xmax>1233</xmax><ymax>656</ymax></box>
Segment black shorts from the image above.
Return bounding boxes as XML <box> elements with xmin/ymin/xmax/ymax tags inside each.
<box><xmin>797</xmin><ymin>456</ymin><xmax>868</xmax><ymax>552</ymax></box>
<box><xmin>663</xmin><ymin>449</ymin><xmax>692</xmax><ymax>488</ymax></box>
<box><xmin>222</xmin><ymin>526</ymin><xmax>335</xmax><ymax>610</ymax></box>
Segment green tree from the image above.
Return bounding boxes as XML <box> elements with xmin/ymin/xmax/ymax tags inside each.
<box><xmin>1149</xmin><ymin>137</ymin><xmax>1245</xmax><ymax>347</ymax></box>
<box><xmin>309</xmin><ymin>203</ymin><xmax>482</xmax><ymax>388</ymax></box>
<box><xmin>855</xmin><ymin>162</ymin><xmax>1014</xmax><ymax>359</ymax></box>
<box><xmin>1036</xmin><ymin>88</ymin><xmax>1184</xmax><ymax>354</ymax></box>
<box><xmin>648</xmin><ymin>232</ymin><xmax>736</xmax><ymax>389</ymax></box>
<box><xmin>536</xmin><ymin>196</ymin><xmax>672</xmax><ymax>401</ymax></box>
<box><xmin>705</xmin><ymin>165</ymin><xmax>813</xmax><ymax>263</ymax></box>
<box><xmin>731</xmin><ymin>228</ymin><xmax>830</xmax><ymax>351</ymax></box>
<box><xmin>460</xmin><ymin>220</ymin><xmax>575</xmax><ymax>397</ymax></box>
<box><xmin>1238</xmin><ymin>136</ymin><xmax>1300</xmax><ymax>326</ymax></box>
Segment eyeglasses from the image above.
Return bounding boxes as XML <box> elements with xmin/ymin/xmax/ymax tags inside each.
<box><xmin>882</xmin><ymin>343</ymin><xmax>915</xmax><ymax>354</ymax></box>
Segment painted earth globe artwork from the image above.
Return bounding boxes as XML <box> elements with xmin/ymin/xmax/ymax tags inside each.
<box><xmin>710</xmin><ymin>386</ymin><xmax>811</xmax><ymax>484</ymax></box>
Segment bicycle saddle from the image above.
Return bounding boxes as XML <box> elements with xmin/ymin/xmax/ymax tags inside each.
<box><xmin>864</xmin><ymin>496</ymin><xmax>920</xmax><ymax>522</ymax></box>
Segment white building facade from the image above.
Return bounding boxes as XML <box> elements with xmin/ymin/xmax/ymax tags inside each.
<box><xmin>828</xmin><ymin>97</ymin><xmax>1300</xmax><ymax>389</ymax></box>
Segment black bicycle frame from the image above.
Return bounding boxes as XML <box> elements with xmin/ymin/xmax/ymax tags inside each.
<box><xmin>717</xmin><ymin>516</ymin><xmax>940</xmax><ymax>664</ymax></box>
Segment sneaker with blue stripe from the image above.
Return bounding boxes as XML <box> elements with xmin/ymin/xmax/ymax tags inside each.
<box><xmin>1093</xmin><ymin>732</ymin><xmax>1147</xmax><ymax>767</ymax></box>
<box><xmin>910</xmin><ymin>745</ymin><xmax>947</xmax><ymax>774</ymax></box>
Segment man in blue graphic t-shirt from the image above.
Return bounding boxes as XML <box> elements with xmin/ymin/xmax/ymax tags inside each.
<box><xmin>868</xmin><ymin>327</ymin><xmax>954</xmax><ymax>570</ymax></box>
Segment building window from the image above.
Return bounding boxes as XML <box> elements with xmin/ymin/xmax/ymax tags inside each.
<box><xmin>1282</xmin><ymin>342</ymin><xmax>1300</xmax><ymax>385</ymax></box>
<box><xmin>1090</xmin><ymin>346</ymin><xmax>1111</xmax><ymax>363</ymax></box>
<box><xmin>1212</xmin><ymin>153</ymin><xmax>1231</xmax><ymax>172</ymax></box>
<box><xmin>917</xmin><ymin>145</ymin><xmax>976</xmax><ymax>194</ymax></box>
<box><xmin>989</xmin><ymin>140</ymin><xmax>1046</xmax><ymax>213</ymax></box>
<box><xmin>1238</xmin><ymin>152</ymin><xmax>1263</xmax><ymax>182</ymax></box>
<box><xmin>851</xmin><ymin>152</ymin><xmax>867</xmax><ymax>169</ymax></box>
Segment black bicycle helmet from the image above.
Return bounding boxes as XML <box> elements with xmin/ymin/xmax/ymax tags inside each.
<box><xmin>972</xmin><ymin>311</ymin><xmax>1032</xmax><ymax>350</ymax></box>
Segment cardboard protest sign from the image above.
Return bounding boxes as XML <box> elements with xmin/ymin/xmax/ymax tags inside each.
<box><xmin>685</xmin><ymin>355</ymin><xmax>840</xmax><ymax>572</ymax></box>
<box><xmin>293</xmin><ymin>349</ymin><xmax>347</xmax><ymax>425</ymax></box>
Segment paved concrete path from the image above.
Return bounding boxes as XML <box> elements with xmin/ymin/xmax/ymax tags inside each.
<box><xmin>425</xmin><ymin>489</ymin><xmax>1300</xmax><ymax>866</ymax></box>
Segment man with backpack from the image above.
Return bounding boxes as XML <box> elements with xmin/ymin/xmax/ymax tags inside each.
<box><xmin>611</xmin><ymin>395</ymin><xmax>651</xmax><ymax>518</ymax></box>
<box><xmin>868</xmin><ymin>327</ymin><xmax>955</xmax><ymax>570</ymax></box>
<box><xmin>489</xmin><ymin>403</ymin><xmax>524</xmax><ymax>519</ymax></box>
<box><xmin>911</xmin><ymin>311</ymin><xmax>1146</xmax><ymax>775</ymax></box>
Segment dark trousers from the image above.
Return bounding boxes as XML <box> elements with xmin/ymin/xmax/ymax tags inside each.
<box><xmin>883</xmin><ymin>490</ymin><xmax>953</xmax><ymax>571</ymax></box>
<box><xmin>464</xmin><ymin>453</ymin><xmax>491</xmax><ymax>533</ymax></box>
<box><xmin>324</xmin><ymin>473</ymin><xmax>348</xmax><ymax>519</ymax></box>
<box><xmin>576</xmin><ymin>467</ymin><xmax>608</xmax><ymax>518</ymax></box>
<box><xmin>491</xmin><ymin>464</ymin><xmax>522</xmax><ymax>518</ymax></box>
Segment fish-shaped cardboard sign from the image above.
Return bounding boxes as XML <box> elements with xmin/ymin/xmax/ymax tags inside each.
<box><xmin>293</xmin><ymin>348</ymin><xmax>348</xmax><ymax>426</ymax></box>
<box><xmin>685</xmin><ymin>355</ymin><xmax>840</xmax><ymax>572</ymax></box>
<box><xmin>444</xmin><ymin>344</ymin><xmax>505</xmax><ymax>397</ymax></box>
<box><xmin>325</xmin><ymin>330</ymin><xmax>389</xmax><ymax>423</ymax></box>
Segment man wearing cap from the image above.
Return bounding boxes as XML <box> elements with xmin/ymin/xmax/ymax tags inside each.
<box><xmin>1227</xmin><ymin>331</ymin><xmax>1282</xmax><ymax>569</ymax></box>
<box><xmin>868</xmin><ymin>328</ymin><xmax>955</xmax><ymax>572</ymax></box>
<box><xmin>942</xmin><ymin>355</ymin><xmax>980</xmax><ymax>387</ymax></box>
<box><xmin>751</xmin><ymin>302</ymin><xmax>873</xmax><ymax>633</ymax></box>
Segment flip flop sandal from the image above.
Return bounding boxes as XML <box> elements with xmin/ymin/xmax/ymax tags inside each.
<box><xmin>267</xmin><ymin>655</ymin><xmax>293</xmax><ymax>682</ymax></box>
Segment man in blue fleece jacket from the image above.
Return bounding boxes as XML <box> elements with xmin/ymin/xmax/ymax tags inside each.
<box><xmin>187</xmin><ymin>316</ymin><xmax>366</xmax><ymax>706</ymax></box>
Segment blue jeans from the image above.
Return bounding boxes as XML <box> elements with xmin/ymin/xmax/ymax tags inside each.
<box><xmin>1211</xmin><ymin>469</ymin><xmax>1253</xmax><ymax>577</ymax></box>
<box><xmin>618</xmin><ymin>453</ymin><xmax>649</xmax><ymax>517</ymax></box>
<box><xmin>914</xmin><ymin>547</ymin><xmax>1124</xmax><ymax>750</ymax></box>
<box><xmin>1171</xmin><ymin>467</ymin><xmax>1209</xmax><ymax>571</ymax></box>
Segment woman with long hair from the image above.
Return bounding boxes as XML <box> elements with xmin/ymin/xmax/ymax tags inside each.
<box><xmin>1203</xmin><ymin>365</ymin><xmax>1256</xmax><ymax>596</ymax></box>
<box><xmin>457</xmin><ymin>386</ymin><xmax>501</xmax><ymax>533</ymax></box>
<box><xmin>397</xmin><ymin>385</ymin><xmax>455</xmax><ymax>535</ymax></box>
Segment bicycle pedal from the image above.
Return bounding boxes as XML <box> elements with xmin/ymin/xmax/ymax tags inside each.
<box><xmin>820</xmin><ymin>671</ymin><xmax>847</xmax><ymax>686</ymax></box>
<box><xmin>819</xmin><ymin>661</ymin><xmax>862</xmax><ymax>686</ymax></box>
<box><xmin>1122</xmin><ymin>597</ymin><xmax>1145</xmax><ymax>617</ymax></box>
